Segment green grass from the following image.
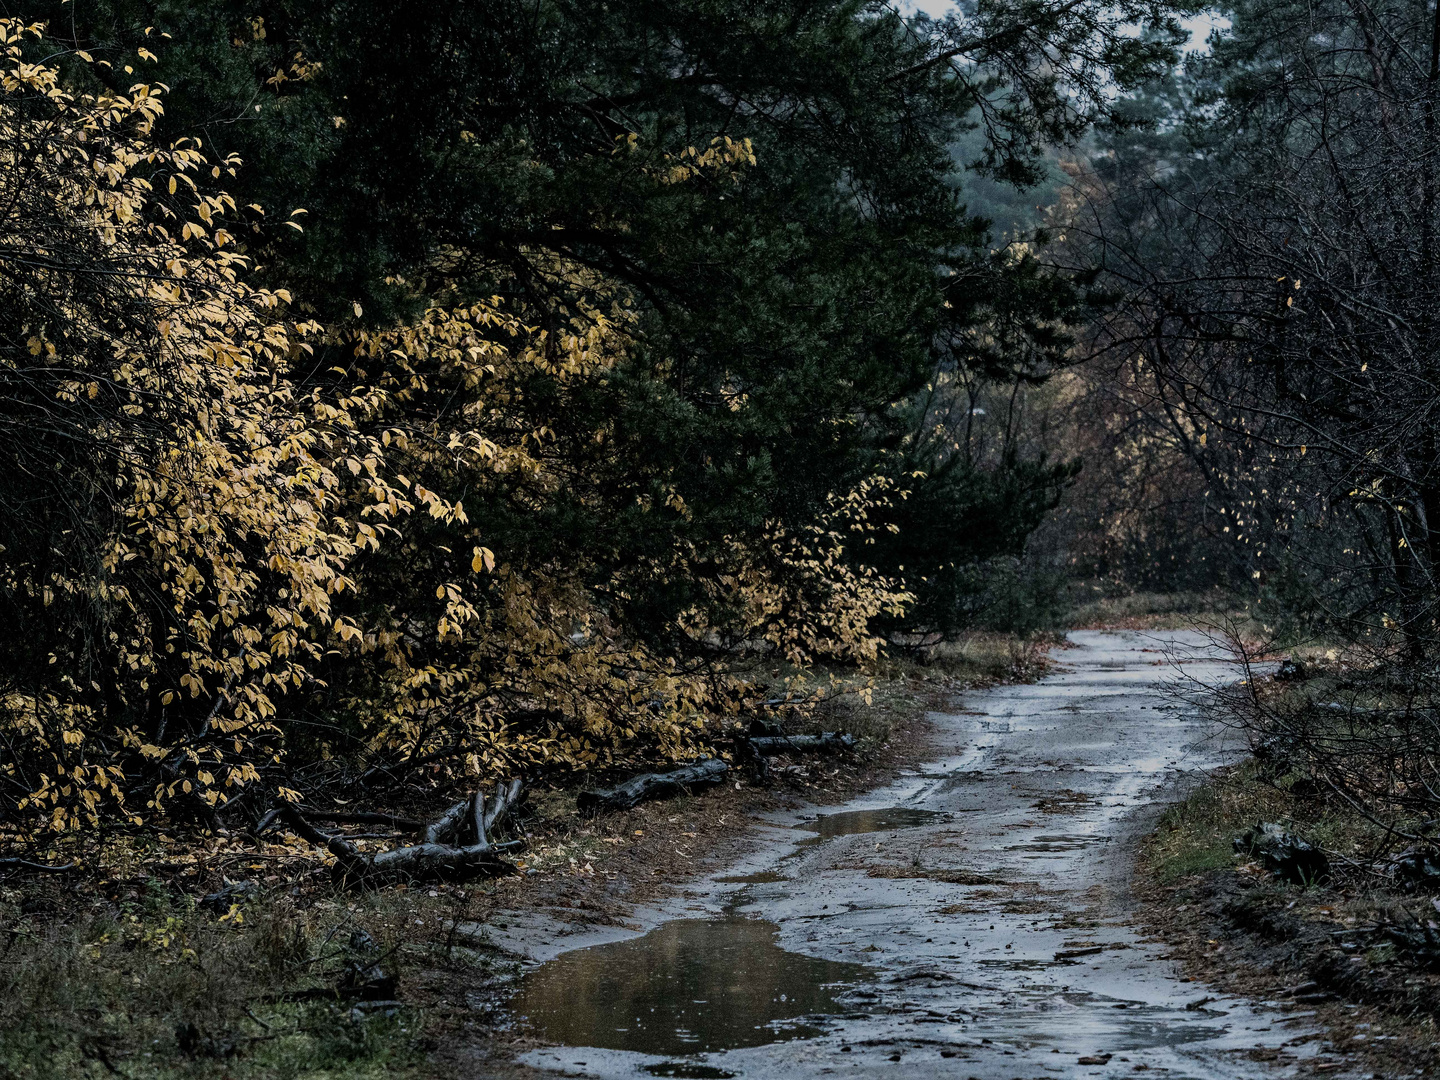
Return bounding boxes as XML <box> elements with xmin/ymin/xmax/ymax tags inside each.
<box><xmin>1146</xmin><ymin>763</ymin><xmax>1290</xmax><ymax>884</ymax></box>
<box><xmin>1146</xmin><ymin>754</ymin><xmax>1405</xmax><ymax>886</ymax></box>
<box><xmin>0</xmin><ymin>878</ymin><xmax>465</xmax><ymax>1080</ymax></box>
<box><xmin>0</xmin><ymin>1002</ymin><xmax>420</xmax><ymax>1080</ymax></box>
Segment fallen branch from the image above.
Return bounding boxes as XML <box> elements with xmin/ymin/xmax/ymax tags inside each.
<box><xmin>0</xmin><ymin>857</ymin><xmax>77</xmax><ymax>873</ymax></box>
<box><xmin>275</xmin><ymin>779</ymin><xmax>524</xmax><ymax>883</ymax></box>
<box><xmin>578</xmin><ymin>758</ymin><xmax>729</xmax><ymax>813</ymax></box>
<box><xmin>747</xmin><ymin>732</ymin><xmax>855</xmax><ymax>756</ymax></box>
<box><xmin>423</xmin><ymin>798</ymin><xmax>473</xmax><ymax>845</ymax></box>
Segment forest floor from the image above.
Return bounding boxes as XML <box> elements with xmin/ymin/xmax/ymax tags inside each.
<box><xmin>0</xmin><ymin>633</ymin><xmax>1054</xmax><ymax>1080</ymax></box>
<box><xmin>1138</xmin><ymin>760</ymin><xmax>1440</xmax><ymax>1080</ymax></box>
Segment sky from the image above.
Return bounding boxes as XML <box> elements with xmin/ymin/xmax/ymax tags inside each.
<box><xmin>895</xmin><ymin>0</ymin><xmax>1227</xmax><ymax>52</ymax></box>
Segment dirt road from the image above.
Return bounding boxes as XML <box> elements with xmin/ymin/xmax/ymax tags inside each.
<box><xmin>500</xmin><ymin>631</ymin><xmax>1325</xmax><ymax>1079</ymax></box>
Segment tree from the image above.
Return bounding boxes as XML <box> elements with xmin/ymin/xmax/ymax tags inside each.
<box><xmin>26</xmin><ymin>0</ymin><xmax>1188</xmax><ymax>646</ymax></box>
<box><xmin>1</xmin><ymin>0</ymin><xmax>1198</xmax><ymax>846</ymax></box>
<box><xmin>1069</xmin><ymin>0</ymin><xmax>1440</xmax><ymax>655</ymax></box>
<box><xmin>0</xmin><ymin>23</ymin><xmax>910</xmax><ymax>841</ymax></box>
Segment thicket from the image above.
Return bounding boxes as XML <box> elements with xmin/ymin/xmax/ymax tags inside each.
<box><xmin>0</xmin><ymin>1</ymin><xmax>1191</xmax><ymax>859</ymax></box>
<box><xmin>1066</xmin><ymin>0</ymin><xmax>1440</xmax><ymax>649</ymax></box>
<box><xmin>1053</xmin><ymin>0</ymin><xmax>1440</xmax><ymax>869</ymax></box>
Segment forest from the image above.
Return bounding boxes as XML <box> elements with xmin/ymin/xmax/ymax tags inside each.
<box><xmin>2</xmin><ymin>0</ymin><xmax>1439</xmax><ymax>1077</ymax></box>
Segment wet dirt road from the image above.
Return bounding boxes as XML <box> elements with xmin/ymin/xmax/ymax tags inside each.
<box><xmin>506</xmin><ymin>631</ymin><xmax>1325</xmax><ymax>1080</ymax></box>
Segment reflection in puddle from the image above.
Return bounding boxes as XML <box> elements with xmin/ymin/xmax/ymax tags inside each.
<box><xmin>1007</xmin><ymin>833</ymin><xmax>1111</xmax><ymax>852</ymax></box>
<box><xmin>644</xmin><ymin>1064</ymin><xmax>737</xmax><ymax>1079</ymax></box>
<box><xmin>714</xmin><ymin>870</ymin><xmax>788</xmax><ymax>884</ymax></box>
<box><xmin>977</xmin><ymin>957</ymin><xmax>1055</xmax><ymax>972</ymax></box>
<box><xmin>797</xmin><ymin>806</ymin><xmax>949</xmax><ymax>838</ymax></box>
<box><xmin>512</xmin><ymin>916</ymin><xmax>873</xmax><ymax>1056</ymax></box>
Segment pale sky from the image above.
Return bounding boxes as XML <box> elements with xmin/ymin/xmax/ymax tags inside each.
<box><xmin>895</xmin><ymin>1</ymin><xmax>1227</xmax><ymax>52</ymax></box>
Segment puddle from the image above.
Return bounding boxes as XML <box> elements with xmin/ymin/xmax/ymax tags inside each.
<box><xmin>643</xmin><ymin>1065</ymin><xmax>737</xmax><ymax>1079</ymax></box>
<box><xmin>1007</xmin><ymin>833</ymin><xmax>1112</xmax><ymax>852</ymax></box>
<box><xmin>715</xmin><ymin>871</ymin><xmax>788</xmax><ymax>885</ymax></box>
<box><xmin>511</xmin><ymin>916</ymin><xmax>873</xmax><ymax>1056</ymax></box>
<box><xmin>796</xmin><ymin>806</ymin><xmax>949</xmax><ymax>839</ymax></box>
<box><xmin>977</xmin><ymin>957</ymin><xmax>1056</xmax><ymax>972</ymax></box>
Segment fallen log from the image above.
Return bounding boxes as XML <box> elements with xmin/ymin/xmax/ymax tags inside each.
<box><xmin>747</xmin><ymin>732</ymin><xmax>855</xmax><ymax>756</ymax></box>
<box><xmin>578</xmin><ymin>758</ymin><xmax>729</xmax><ymax>813</ymax></box>
<box><xmin>275</xmin><ymin>779</ymin><xmax>524</xmax><ymax>883</ymax></box>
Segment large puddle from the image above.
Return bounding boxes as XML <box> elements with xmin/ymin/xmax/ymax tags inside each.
<box><xmin>795</xmin><ymin>806</ymin><xmax>948</xmax><ymax>838</ymax></box>
<box><xmin>511</xmin><ymin>916</ymin><xmax>873</xmax><ymax>1057</ymax></box>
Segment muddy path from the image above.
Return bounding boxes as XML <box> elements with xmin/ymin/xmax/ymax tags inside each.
<box><xmin>491</xmin><ymin>631</ymin><xmax>1326</xmax><ymax>1079</ymax></box>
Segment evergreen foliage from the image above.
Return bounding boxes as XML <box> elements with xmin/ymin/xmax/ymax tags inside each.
<box><xmin>0</xmin><ymin>0</ymin><xmax>1190</xmax><ymax>842</ymax></box>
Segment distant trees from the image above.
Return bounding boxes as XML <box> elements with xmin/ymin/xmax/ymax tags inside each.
<box><xmin>1068</xmin><ymin>0</ymin><xmax>1440</xmax><ymax>655</ymax></box>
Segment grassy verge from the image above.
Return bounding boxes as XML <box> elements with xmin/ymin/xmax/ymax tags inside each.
<box><xmin>1141</xmin><ymin>757</ymin><xmax>1440</xmax><ymax>1077</ymax></box>
<box><xmin>1064</xmin><ymin>589</ymin><xmax>1258</xmax><ymax>634</ymax></box>
<box><xmin>0</xmin><ymin>877</ymin><xmax>452</xmax><ymax>1080</ymax></box>
<box><xmin>0</xmin><ymin>632</ymin><xmax>1055</xmax><ymax>1080</ymax></box>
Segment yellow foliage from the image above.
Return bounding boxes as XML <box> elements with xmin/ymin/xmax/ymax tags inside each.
<box><xmin>0</xmin><ymin>24</ymin><xmax>910</xmax><ymax>841</ymax></box>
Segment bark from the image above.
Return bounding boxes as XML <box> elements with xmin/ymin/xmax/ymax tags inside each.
<box><xmin>577</xmin><ymin>758</ymin><xmax>730</xmax><ymax>813</ymax></box>
<box><xmin>275</xmin><ymin>779</ymin><xmax>524</xmax><ymax>883</ymax></box>
<box><xmin>746</xmin><ymin>732</ymin><xmax>856</xmax><ymax>755</ymax></box>
<box><xmin>424</xmin><ymin>798</ymin><xmax>473</xmax><ymax>845</ymax></box>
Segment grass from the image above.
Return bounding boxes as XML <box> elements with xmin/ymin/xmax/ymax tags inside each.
<box><xmin>1146</xmin><ymin>763</ymin><xmax>1290</xmax><ymax>883</ymax></box>
<box><xmin>1064</xmin><ymin>589</ymin><xmax>1261</xmax><ymax>635</ymax></box>
<box><xmin>786</xmin><ymin>632</ymin><xmax>1058</xmax><ymax>748</ymax></box>
<box><xmin>1145</xmin><ymin>756</ymin><xmax>1407</xmax><ymax>887</ymax></box>
<box><xmin>0</xmin><ymin>870</ymin><xmax>529</xmax><ymax>1080</ymax></box>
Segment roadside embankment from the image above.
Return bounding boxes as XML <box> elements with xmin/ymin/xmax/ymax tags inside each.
<box><xmin>1138</xmin><ymin>656</ymin><xmax>1440</xmax><ymax>1079</ymax></box>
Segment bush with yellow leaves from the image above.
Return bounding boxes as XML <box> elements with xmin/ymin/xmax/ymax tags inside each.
<box><xmin>0</xmin><ymin>21</ymin><xmax>909</xmax><ymax>849</ymax></box>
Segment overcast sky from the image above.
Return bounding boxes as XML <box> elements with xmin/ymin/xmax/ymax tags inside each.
<box><xmin>894</xmin><ymin>1</ymin><xmax>1227</xmax><ymax>52</ymax></box>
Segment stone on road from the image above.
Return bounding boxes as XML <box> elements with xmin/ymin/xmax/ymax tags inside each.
<box><xmin>512</xmin><ymin>631</ymin><xmax>1322</xmax><ymax>1079</ymax></box>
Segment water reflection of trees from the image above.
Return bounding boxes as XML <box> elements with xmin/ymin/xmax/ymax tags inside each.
<box><xmin>514</xmin><ymin>917</ymin><xmax>871</xmax><ymax>1055</ymax></box>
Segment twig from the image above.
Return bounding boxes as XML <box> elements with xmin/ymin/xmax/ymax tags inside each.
<box><xmin>0</xmin><ymin>857</ymin><xmax>77</xmax><ymax>873</ymax></box>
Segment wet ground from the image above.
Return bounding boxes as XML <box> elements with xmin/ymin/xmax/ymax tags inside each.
<box><xmin>501</xmin><ymin>631</ymin><xmax>1329</xmax><ymax>1079</ymax></box>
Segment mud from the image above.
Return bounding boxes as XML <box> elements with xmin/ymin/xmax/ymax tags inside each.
<box><xmin>489</xmin><ymin>632</ymin><xmax>1334</xmax><ymax>1079</ymax></box>
<box><xmin>795</xmin><ymin>807</ymin><xmax>951</xmax><ymax>839</ymax></box>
